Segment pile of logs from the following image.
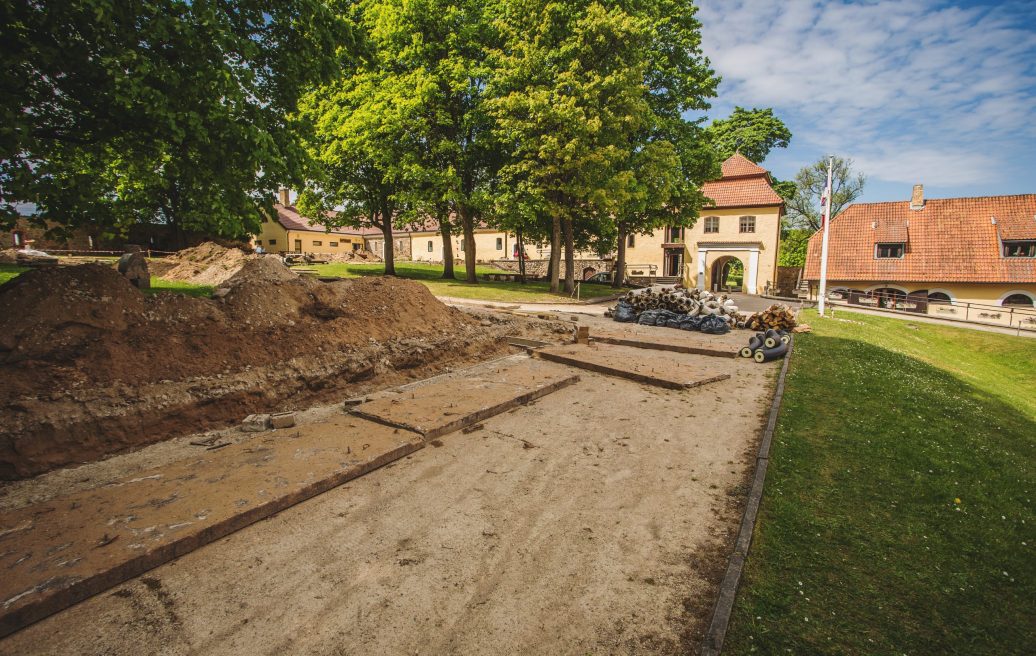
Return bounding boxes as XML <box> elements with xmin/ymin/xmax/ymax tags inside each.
<box><xmin>744</xmin><ymin>304</ymin><xmax>797</xmax><ymax>331</ymax></box>
<box><xmin>621</xmin><ymin>288</ymin><xmax>742</xmax><ymax>322</ymax></box>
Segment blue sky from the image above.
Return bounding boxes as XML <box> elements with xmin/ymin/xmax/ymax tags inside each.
<box><xmin>694</xmin><ymin>0</ymin><xmax>1036</xmax><ymax>203</ymax></box>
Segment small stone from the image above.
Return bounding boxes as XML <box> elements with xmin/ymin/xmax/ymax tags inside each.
<box><xmin>241</xmin><ymin>413</ymin><xmax>271</xmax><ymax>432</ymax></box>
<box><xmin>270</xmin><ymin>412</ymin><xmax>296</xmax><ymax>429</ymax></box>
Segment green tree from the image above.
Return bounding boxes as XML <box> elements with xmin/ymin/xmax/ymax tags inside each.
<box><xmin>706</xmin><ymin>106</ymin><xmax>791</xmax><ymax>164</ymax></box>
<box><xmin>785</xmin><ymin>156</ymin><xmax>866</xmax><ymax>231</ymax></box>
<box><xmin>297</xmin><ymin>62</ymin><xmax>426</xmax><ymax>276</ymax></box>
<box><xmin>491</xmin><ymin>0</ymin><xmax>718</xmax><ymax>293</ymax></box>
<box><xmin>0</xmin><ymin>0</ymin><xmax>350</xmax><ymax>243</ymax></box>
<box><xmin>778</xmin><ymin>227</ymin><xmax>811</xmax><ymax>267</ymax></box>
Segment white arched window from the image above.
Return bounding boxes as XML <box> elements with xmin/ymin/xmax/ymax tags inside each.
<box><xmin>1000</xmin><ymin>291</ymin><xmax>1035</xmax><ymax>307</ymax></box>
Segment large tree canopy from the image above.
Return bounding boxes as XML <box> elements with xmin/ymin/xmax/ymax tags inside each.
<box><xmin>706</xmin><ymin>106</ymin><xmax>791</xmax><ymax>164</ymax></box>
<box><xmin>490</xmin><ymin>0</ymin><xmax>719</xmax><ymax>292</ymax></box>
<box><xmin>785</xmin><ymin>156</ymin><xmax>866</xmax><ymax>231</ymax></box>
<box><xmin>0</xmin><ymin>0</ymin><xmax>350</xmax><ymax>241</ymax></box>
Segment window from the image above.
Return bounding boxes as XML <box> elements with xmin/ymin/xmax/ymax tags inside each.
<box><xmin>1003</xmin><ymin>240</ymin><xmax>1036</xmax><ymax>258</ymax></box>
<box><xmin>330</xmin><ymin>241</ymin><xmax>338</xmax><ymax>247</ymax></box>
<box><xmin>397</xmin><ymin>239</ymin><xmax>405</xmax><ymax>249</ymax></box>
<box><xmin>352</xmin><ymin>243</ymin><xmax>361</xmax><ymax>251</ymax></box>
<box><xmin>427</xmin><ymin>240</ymin><xmax>434</xmax><ymax>252</ymax></box>
<box><xmin>739</xmin><ymin>216</ymin><xmax>756</xmax><ymax>233</ymax></box>
<box><xmin>876</xmin><ymin>243</ymin><xmax>905</xmax><ymax>258</ymax></box>
<box><xmin>268</xmin><ymin>239</ymin><xmax>277</xmax><ymax>245</ymax></box>
<box><xmin>496</xmin><ymin>237</ymin><xmax>503</xmax><ymax>250</ymax></box>
<box><xmin>703</xmin><ymin>217</ymin><xmax>719</xmax><ymax>233</ymax></box>
<box><xmin>313</xmin><ymin>240</ymin><xmax>322</xmax><ymax>247</ymax></box>
<box><xmin>1002</xmin><ymin>293</ymin><xmax>1034</xmax><ymax>307</ymax></box>
<box><xmin>255</xmin><ymin>239</ymin><xmax>262</xmax><ymax>246</ymax></box>
<box><xmin>459</xmin><ymin>240</ymin><xmax>465</xmax><ymax>252</ymax></box>
<box><xmin>928</xmin><ymin>292</ymin><xmax>952</xmax><ymax>303</ymax></box>
<box><xmin>627</xmin><ymin>234</ymin><xmax>635</xmax><ymax>247</ymax></box>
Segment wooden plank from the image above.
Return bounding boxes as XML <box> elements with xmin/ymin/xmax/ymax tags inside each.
<box><xmin>350</xmin><ymin>358</ymin><xmax>579</xmax><ymax>440</ymax></box>
<box><xmin>535</xmin><ymin>343</ymin><xmax>730</xmax><ymax>390</ymax></box>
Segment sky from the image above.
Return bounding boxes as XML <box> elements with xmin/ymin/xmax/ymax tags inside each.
<box><xmin>693</xmin><ymin>0</ymin><xmax>1036</xmax><ymax>204</ymax></box>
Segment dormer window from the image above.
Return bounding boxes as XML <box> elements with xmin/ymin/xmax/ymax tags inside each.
<box><xmin>1002</xmin><ymin>240</ymin><xmax>1036</xmax><ymax>258</ymax></box>
<box><xmin>876</xmin><ymin>243</ymin><xmax>904</xmax><ymax>258</ymax></box>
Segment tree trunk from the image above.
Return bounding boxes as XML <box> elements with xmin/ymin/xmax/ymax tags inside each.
<box><xmin>613</xmin><ymin>226</ymin><xmax>627</xmax><ymax>288</ymax></box>
<box><xmin>516</xmin><ymin>227</ymin><xmax>526</xmax><ymax>284</ymax></box>
<box><xmin>548</xmin><ymin>215</ymin><xmax>561</xmax><ymax>293</ymax></box>
<box><xmin>562</xmin><ymin>216</ymin><xmax>575</xmax><ymax>294</ymax></box>
<box><xmin>459</xmin><ymin>205</ymin><xmax>477</xmax><ymax>283</ymax></box>
<box><xmin>380</xmin><ymin>202</ymin><xmax>396</xmax><ymax>276</ymax></box>
<box><xmin>439</xmin><ymin>214</ymin><xmax>455</xmax><ymax>279</ymax></box>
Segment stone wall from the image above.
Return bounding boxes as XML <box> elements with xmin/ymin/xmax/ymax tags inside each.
<box><xmin>775</xmin><ymin>266</ymin><xmax>802</xmax><ymax>296</ymax></box>
<box><xmin>491</xmin><ymin>258</ymin><xmax>614</xmax><ymax>279</ymax></box>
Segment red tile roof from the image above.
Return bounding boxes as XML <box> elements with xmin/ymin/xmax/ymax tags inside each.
<box><xmin>721</xmin><ymin>152</ymin><xmax>770</xmax><ymax>178</ymax></box>
<box><xmin>273</xmin><ymin>205</ymin><xmax>411</xmax><ymax>236</ymax></box>
<box><xmin>702</xmin><ymin>154</ymin><xmax>784</xmax><ymax>209</ymax></box>
<box><xmin>803</xmin><ymin>194</ymin><xmax>1036</xmax><ymax>283</ymax></box>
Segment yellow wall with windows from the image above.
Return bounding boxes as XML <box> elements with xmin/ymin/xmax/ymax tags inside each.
<box><xmin>410</xmin><ymin>229</ymin><xmax>513</xmax><ymax>263</ymax></box>
<box><xmin>252</xmin><ymin>220</ymin><xmax>361</xmax><ymax>254</ymax></box>
<box><xmin>622</xmin><ymin>205</ymin><xmax>781</xmax><ymax>293</ymax></box>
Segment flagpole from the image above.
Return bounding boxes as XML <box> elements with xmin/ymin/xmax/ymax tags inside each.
<box><xmin>817</xmin><ymin>156</ymin><xmax>834</xmax><ymax>317</ymax></box>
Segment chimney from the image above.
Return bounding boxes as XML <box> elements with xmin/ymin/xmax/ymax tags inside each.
<box><xmin>278</xmin><ymin>187</ymin><xmax>291</xmax><ymax>207</ymax></box>
<box><xmin>909</xmin><ymin>184</ymin><xmax>924</xmax><ymax>210</ymax></box>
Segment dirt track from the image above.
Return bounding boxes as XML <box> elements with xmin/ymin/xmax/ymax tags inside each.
<box><xmin>0</xmin><ymin>318</ymin><xmax>778</xmax><ymax>655</ymax></box>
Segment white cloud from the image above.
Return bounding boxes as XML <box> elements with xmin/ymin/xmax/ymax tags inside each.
<box><xmin>695</xmin><ymin>0</ymin><xmax>1036</xmax><ymax>186</ymax></box>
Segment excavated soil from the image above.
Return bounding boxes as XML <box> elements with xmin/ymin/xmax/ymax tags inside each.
<box><xmin>147</xmin><ymin>242</ymin><xmax>255</xmax><ymax>285</ymax></box>
<box><xmin>0</xmin><ymin>260</ymin><xmax>570</xmax><ymax>479</ymax></box>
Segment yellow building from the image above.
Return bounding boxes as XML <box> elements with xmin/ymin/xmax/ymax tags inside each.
<box><xmin>253</xmin><ymin>200</ymin><xmax>366</xmax><ymax>254</ymax></box>
<box><xmin>623</xmin><ymin>153</ymin><xmax>784</xmax><ymax>293</ymax></box>
<box><xmin>803</xmin><ymin>188</ymin><xmax>1036</xmax><ymax>328</ymax></box>
<box><xmin>409</xmin><ymin>223</ymin><xmax>514</xmax><ymax>263</ymax></box>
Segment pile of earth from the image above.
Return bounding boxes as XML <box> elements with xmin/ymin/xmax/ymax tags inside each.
<box><xmin>325</xmin><ymin>250</ymin><xmax>381</xmax><ymax>262</ymax></box>
<box><xmin>0</xmin><ymin>259</ymin><xmax>570</xmax><ymax>479</ymax></box>
<box><xmin>149</xmin><ymin>241</ymin><xmax>256</xmax><ymax>285</ymax></box>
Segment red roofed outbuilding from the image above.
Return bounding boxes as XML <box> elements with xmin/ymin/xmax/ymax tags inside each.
<box><xmin>803</xmin><ymin>187</ymin><xmax>1036</xmax><ymax>322</ymax></box>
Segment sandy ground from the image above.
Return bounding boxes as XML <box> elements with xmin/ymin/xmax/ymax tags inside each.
<box><xmin>0</xmin><ymin>317</ymin><xmax>778</xmax><ymax>655</ymax></box>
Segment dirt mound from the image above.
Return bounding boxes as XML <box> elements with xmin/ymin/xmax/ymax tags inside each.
<box><xmin>224</xmin><ymin>255</ymin><xmax>299</xmax><ymax>285</ymax></box>
<box><xmin>327</xmin><ymin>250</ymin><xmax>381</xmax><ymax>262</ymax></box>
<box><xmin>0</xmin><ymin>262</ymin><xmax>569</xmax><ymax>479</ymax></box>
<box><xmin>151</xmin><ymin>242</ymin><xmax>255</xmax><ymax>285</ymax></box>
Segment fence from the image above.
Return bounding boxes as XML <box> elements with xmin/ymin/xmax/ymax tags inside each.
<box><xmin>829</xmin><ymin>289</ymin><xmax>1036</xmax><ymax>330</ymax></box>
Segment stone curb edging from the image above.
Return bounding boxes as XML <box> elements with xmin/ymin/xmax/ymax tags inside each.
<box><xmin>700</xmin><ymin>339</ymin><xmax>794</xmax><ymax>656</ymax></box>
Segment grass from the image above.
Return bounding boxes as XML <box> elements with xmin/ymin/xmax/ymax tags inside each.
<box><xmin>306</xmin><ymin>261</ymin><xmax>627</xmax><ymax>303</ymax></box>
<box><xmin>0</xmin><ymin>265</ymin><xmax>212</xmax><ymax>298</ymax></box>
<box><xmin>146</xmin><ymin>277</ymin><xmax>214</xmax><ymax>298</ymax></box>
<box><xmin>0</xmin><ymin>264</ymin><xmax>29</xmax><ymax>285</ymax></box>
<box><xmin>724</xmin><ymin>310</ymin><xmax>1036</xmax><ymax>655</ymax></box>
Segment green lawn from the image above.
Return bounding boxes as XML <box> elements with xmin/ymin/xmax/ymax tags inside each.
<box><xmin>306</xmin><ymin>261</ymin><xmax>627</xmax><ymax>303</ymax></box>
<box><xmin>725</xmin><ymin>310</ymin><xmax>1036</xmax><ymax>655</ymax></box>
<box><xmin>0</xmin><ymin>264</ymin><xmax>29</xmax><ymax>285</ymax></box>
<box><xmin>146</xmin><ymin>277</ymin><xmax>214</xmax><ymax>298</ymax></box>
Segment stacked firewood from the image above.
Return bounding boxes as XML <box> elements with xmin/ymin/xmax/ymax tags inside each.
<box><xmin>744</xmin><ymin>304</ymin><xmax>797</xmax><ymax>331</ymax></box>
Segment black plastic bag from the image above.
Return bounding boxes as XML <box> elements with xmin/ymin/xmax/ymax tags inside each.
<box><xmin>699</xmin><ymin>314</ymin><xmax>730</xmax><ymax>334</ymax></box>
<box><xmin>612</xmin><ymin>301</ymin><xmax>638</xmax><ymax>323</ymax></box>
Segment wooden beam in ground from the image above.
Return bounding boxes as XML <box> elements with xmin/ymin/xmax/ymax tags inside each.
<box><xmin>350</xmin><ymin>358</ymin><xmax>579</xmax><ymax>440</ymax></box>
<box><xmin>535</xmin><ymin>343</ymin><xmax>730</xmax><ymax>390</ymax></box>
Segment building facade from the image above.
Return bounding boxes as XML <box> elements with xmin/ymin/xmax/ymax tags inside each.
<box><xmin>622</xmin><ymin>153</ymin><xmax>784</xmax><ymax>293</ymax></box>
<box><xmin>803</xmin><ymin>187</ymin><xmax>1036</xmax><ymax>325</ymax></box>
<box><xmin>253</xmin><ymin>202</ymin><xmax>367</xmax><ymax>254</ymax></box>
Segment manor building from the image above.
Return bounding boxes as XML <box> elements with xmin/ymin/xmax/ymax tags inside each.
<box><xmin>622</xmin><ymin>153</ymin><xmax>784</xmax><ymax>294</ymax></box>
